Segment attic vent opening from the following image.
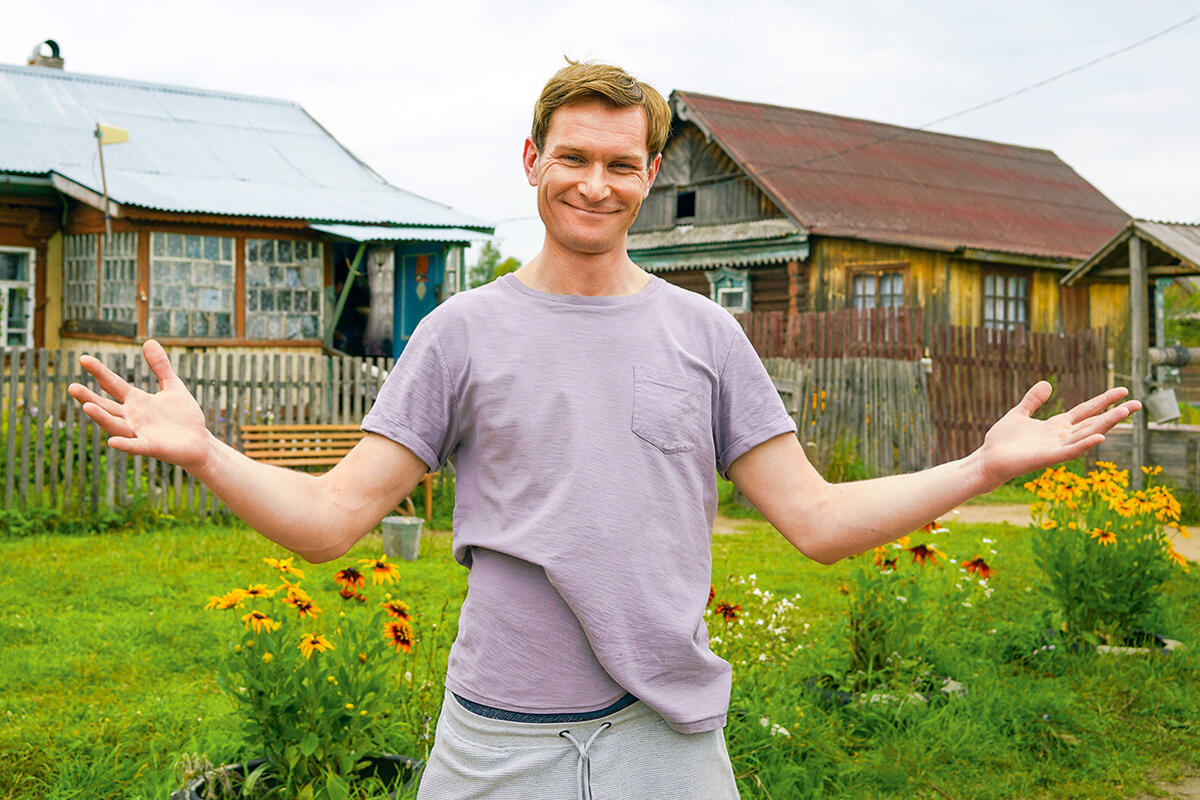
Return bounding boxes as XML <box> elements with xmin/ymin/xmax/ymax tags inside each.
<box><xmin>675</xmin><ymin>189</ymin><xmax>696</xmax><ymax>222</ymax></box>
<box><xmin>27</xmin><ymin>40</ymin><xmax>63</xmax><ymax>69</ymax></box>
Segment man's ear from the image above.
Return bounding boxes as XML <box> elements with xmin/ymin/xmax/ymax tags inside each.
<box><xmin>522</xmin><ymin>137</ymin><xmax>540</xmax><ymax>186</ymax></box>
<box><xmin>643</xmin><ymin>152</ymin><xmax>662</xmax><ymax>197</ymax></box>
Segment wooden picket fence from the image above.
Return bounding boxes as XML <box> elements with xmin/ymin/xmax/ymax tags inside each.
<box><xmin>928</xmin><ymin>324</ymin><xmax>1108</xmax><ymax>462</ymax></box>
<box><xmin>764</xmin><ymin>356</ymin><xmax>934</xmax><ymax>476</ymax></box>
<box><xmin>1</xmin><ymin>348</ymin><xmax>394</xmax><ymax>515</ymax></box>
<box><xmin>742</xmin><ymin>308</ymin><xmax>1109</xmax><ymax>469</ymax></box>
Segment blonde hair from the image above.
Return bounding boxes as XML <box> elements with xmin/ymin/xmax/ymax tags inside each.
<box><xmin>531</xmin><ymin>59</ymin><xmax>671</xmax><ymax>160</ymax></box>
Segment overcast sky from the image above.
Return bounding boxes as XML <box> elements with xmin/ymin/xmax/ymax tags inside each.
<box><xmin>4</xmin><ymin>0</ymin><xmax>1198</xmax><ymax>266</ymax></box>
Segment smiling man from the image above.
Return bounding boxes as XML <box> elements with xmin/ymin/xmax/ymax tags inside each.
<box><xmin>70</xmin><ymin>60</ymin><xmax>1139</xmax><ymax>799</ymax></box>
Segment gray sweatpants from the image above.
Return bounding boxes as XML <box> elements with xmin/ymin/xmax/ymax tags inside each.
<box><xmin>415</xmin><ymin>688</ymin><xmax>742</xmax><ymax>800</ymax></box>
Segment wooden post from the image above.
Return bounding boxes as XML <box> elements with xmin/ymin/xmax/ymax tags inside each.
<box><xmin>1130</xmin><ymin>234</ymin><xmax>1149</xmax><ymax>490</ymax></box>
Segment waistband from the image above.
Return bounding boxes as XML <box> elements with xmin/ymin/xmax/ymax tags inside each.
<box><xmin>438</xmin><ymin>687</ymin><xmax>658</xmax><ymax>744</ymax></box>
<box><xmin>451</xmin><ymin>690</ymin><xmax>640</xmax><ymax>723</ymax></box>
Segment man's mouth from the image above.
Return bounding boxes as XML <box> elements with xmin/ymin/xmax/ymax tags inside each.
<box><xmin>564</xmin><ymin>202</ymin><xmax>619</xmax><ymax>216</ymax></box>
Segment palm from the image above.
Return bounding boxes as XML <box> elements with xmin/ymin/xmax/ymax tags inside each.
<box><xmin>978</xmin><ymin>381</ymin><xmax>1140</xmax><ymax>487</ymax></box>
<box><xmin>69</xmin><ymin>341</ymin><xmax>211</xmax><ymax>471</ymax></box>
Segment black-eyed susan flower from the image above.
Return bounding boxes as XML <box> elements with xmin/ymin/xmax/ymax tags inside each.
<box><xmin>963</xmin><ymin>557</ymin><xmax>994</xmax><ymax>580</ymax></box>
<box><xmin>715</xmin><ymin>601</ymin><xmax>742</xmax><ymax>622</ymax></box>
<box><xmin>241</xmin><ymin>609</ymin><xmax>281</xmax><ymax>634</ymax></box>
<box><xmin>298</xmin><ymin>633</ymin><xmax>333</xmax><ymax>659</ymax></box>
<box><xmin>381</xmin><ymin>600</ymin><xmax>412</xmax><ymax>621</ymax></box>
<box><xmin>1169</xmin><ymin>548</ymin><xmax>1189</xmax><ymax>571</ymax></box>
<box><xmin>243</xmin><ymin>584</ymin><xmax>276</xmax><ymax>600</ymax></box>
<box><xmin>264</xmin><ymin>556</ymin><xmax>305</xmax><ymax>580</ymax></box>
<box><xmin>283</xmin><ymin>586</ymin><xmax>322</xmax><ymax>618</ymax></box>
<box><xmin>334</xmin><ymin>566</ymin><xmax>366</xmax><ymax>590</ymax></box>
<box><xmin>1089</xmin><ymin>528</ymin><xmax>1117</xmax><ymax>546</ymax></box>
<box><xmin>707</xmin><ymin>585</ymin><xmax>716</xmax><ymax>608</ymax></box>
<box><xmin>205</xmin><ymin>589</ymin><xmax>249</xmax><ymax>610</ymax></box>
<box><xmin>359</xmin><ymin>556</ymin><xmax>401</xmax><ymax>585</ymax></box>
<box><xmin>907</xmin><ymin>543</ymin><xmax>937</xmax><ymax>566</ymax></box>
<box><xmin>384</xmin><ymin>620</ymin><xmax>415</xmax><ymax>653</ymax></box>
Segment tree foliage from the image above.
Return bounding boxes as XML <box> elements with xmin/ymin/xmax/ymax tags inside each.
<box><xmin>468</xmin><ymin>242</ymin><xmax>522</xmax><ymax>288</ymax></box>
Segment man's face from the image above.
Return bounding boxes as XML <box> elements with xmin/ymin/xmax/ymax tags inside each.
<box><xmin>523</xmin><ymin>99</ymin><xmax>661</xmax><ymax>257</ymax></box>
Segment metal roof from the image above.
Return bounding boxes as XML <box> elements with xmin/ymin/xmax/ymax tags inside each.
<box><xmin>1062</xmin><ymin>220</ymin><xmax>1200</xmax><ymax>285</ymax></box>
<box><xmin>0</xmin><ymin>63</ymin><xmax>490</xmax><ymax>230</ymax></box>
<box><xmin>310</xmin><ymin>223</ymin><xmax>493</xmax><ymax>243</ymax></box>
<box><xmin>673</xmin><ymin>91</ymin><xmax>1130</xmax><ymax>261</ymax></box>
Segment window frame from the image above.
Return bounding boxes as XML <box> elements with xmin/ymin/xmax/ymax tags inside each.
<box><xmin>847</xmin><ymin>261</ymin><xmax>907</xmax><ymax>310</ymax></box>
<box><xmin>981</xmin><ymin>269</ymin><xmax>1030</xmax><ymax>332</ymax></box>
<box><xmin>0</xmin><ymin>245</ymin><xmax>36</xmax><ymax>348</ymax></box>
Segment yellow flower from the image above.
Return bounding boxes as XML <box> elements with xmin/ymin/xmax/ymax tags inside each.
<box><xmin>1141</xmin><ymin>465</ymin><xmax>1163</xmax><ymax>476</ymax></box>
<box><xmin>345</xmin><ymin>703</ymin><xmax>355</xmax><ymax>710</ymax></box>
<box><xmin>262</xmin><ymin>652</ymin><xmax>274</xmax><ymax>664</ymax></box>
<box><xmin>241</xmin><ymin>609</ymin><xmax>281</xmax><ymax>634</ymax></box>
<box><xmin>243</xmin><ymin>584</ymin><xmax>276</xmax><ymax>600</ymax></box>
<box><xmin>1040</xmin><ymin>520</ymin><xmax>1057</xmax><ymax>530</ymax></box>
<box><xmin>264</xmin><ymin>556</ymin><xmax>305</xmax><ymax>580</ymax></box>
<box><xmin>381</xmin><ymin>600</ymin><xmax>412</xmax><ymax>621</ymax></box>
<box><xmin>298</xmin><ymin>633</ymin><xmax>333</xmax><ymax>659</ymax></box>
<box><xmin>359</xmin><ymin>556</ymin><xmax>401</xmax><ymax>586</ymax></box>
<box><xmin>1168</xmin><ymin>548</ymin><xmax>1189</xmax><ymax>571</ymax></box>
<box><xmin>205</xmin><ymin>589</ymin><xmax>248</xmax><ymax>610</ymax></box>
<box><xmin>283</xmin><ymin>586</ymin><xmax>322</xmax><ymax>619</ymax></box>
<box><xmin>1089</xmin><ymin>528</ymin><xmax>1117</xmax><ymax>546</ymax></box>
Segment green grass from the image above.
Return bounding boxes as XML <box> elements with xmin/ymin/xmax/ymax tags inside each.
<box><xmin>2</xmin><ymin>513</ymin><xmax>1198</xmax><ymax>799</ymax></box>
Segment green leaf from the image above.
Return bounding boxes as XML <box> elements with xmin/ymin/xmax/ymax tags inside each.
<box><xmin>301</xmin><ymin>730</ymin><xmax>320</xmax><ymax>756</ymax></box>
<box><xmin>324</xmin><ymin>771</ymin><xmax>350</xmax><ymax>800</ymax></box>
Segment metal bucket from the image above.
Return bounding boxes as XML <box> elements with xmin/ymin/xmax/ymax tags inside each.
<box><xmin>1145</xmin><ymin>387</ymin><xmax>1181</xmax><ymax>424</ymax></box>
<box><xmin>381</xmin><ymin>516</ymin><xmax>424</xmax><ymax>561</ymax></box>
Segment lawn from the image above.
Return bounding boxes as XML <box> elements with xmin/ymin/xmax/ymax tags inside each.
<box><xmin>2</xmin><ymin>505</ymin><xmax>1198</xmax><ymax>799</ymax></box>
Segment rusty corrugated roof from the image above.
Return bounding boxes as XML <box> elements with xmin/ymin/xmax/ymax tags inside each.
<box><xmin>673</xmin><ymin>91</ymin><xmax>1130</xmax><ymax>261</ymax></box>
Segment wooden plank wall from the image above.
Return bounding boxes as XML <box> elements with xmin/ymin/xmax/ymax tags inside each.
<box><xmin>0</xmin><ymin>348</ymin><xmax>393</xmax><ymax>516</ymax></box>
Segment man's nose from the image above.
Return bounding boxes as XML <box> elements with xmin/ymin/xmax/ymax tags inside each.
<box><xmin>576</xmin><ymin>165</ymin><xmax>611</xmax><ymax>203</ymax></box>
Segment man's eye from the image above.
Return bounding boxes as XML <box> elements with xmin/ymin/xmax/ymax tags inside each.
<box><xmin>562</xmin><ymin>155</ymin><xmax>584</xmax><ymax>163</ymax></box>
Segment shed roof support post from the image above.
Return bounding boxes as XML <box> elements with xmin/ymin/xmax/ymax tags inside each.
<box><xmin>1130</xmin><ymin>234</ymin><xmax>1149</xmax><ymax>490</ymax></box>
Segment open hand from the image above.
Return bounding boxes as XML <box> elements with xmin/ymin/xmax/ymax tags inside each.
<box><xmin>68</xmin><ymin>340</ymin><xmax>211</xmax><ymax>472</ymax></box>
<box><xmin>977</xmin><ymin>381</ymin><xmax>1141</xmax><ymax>487</ymax></box>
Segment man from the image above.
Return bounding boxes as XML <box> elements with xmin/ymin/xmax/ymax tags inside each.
<box><xmin>70</xmin><ymin>60</ymin><xmax>1139</xmax><ymax>799</ymax></box>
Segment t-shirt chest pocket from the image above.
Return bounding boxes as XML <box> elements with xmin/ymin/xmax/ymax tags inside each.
<box><xmin>631</xmin><ymin>365</ymin><xmax>703</xmax><ymax>455</ymax></box>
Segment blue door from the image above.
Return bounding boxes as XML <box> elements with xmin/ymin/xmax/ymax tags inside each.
<box><xmin>393</xmin><ymin>243</ymin><xmax>445</xmax><ymax>358</ymax></box>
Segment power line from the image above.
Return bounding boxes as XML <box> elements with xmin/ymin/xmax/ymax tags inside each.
<box><xmin>686</xmin><ymin>11</ymin><xmax>1200</xmax><ymax>191</ymax></box>
<box><xmin>490</xmin><ymin>9</ymin><xmax>1200</xmax><ymax>226</ymax></box>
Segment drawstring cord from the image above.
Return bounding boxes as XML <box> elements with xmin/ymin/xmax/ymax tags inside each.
<box><xmin>559</xmin><ymin>721</ymin><xmax>612</xmax><ymax>800</ymax></box>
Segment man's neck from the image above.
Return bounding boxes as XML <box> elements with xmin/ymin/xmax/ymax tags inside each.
<box><xmin>514</xmin><ymin>238</ymin><xmax>650</xmax><ymax>297</ymax></box>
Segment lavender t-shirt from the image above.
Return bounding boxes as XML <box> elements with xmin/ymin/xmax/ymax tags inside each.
<box><xmin>360</xmin><ymin>272</ymin><xmax>796</xmax><ymax>734</ymax></box>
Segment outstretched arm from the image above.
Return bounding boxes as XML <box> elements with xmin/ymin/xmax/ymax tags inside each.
<box><xmin>727</xmin><ymin>381</ymin><xmax>1141</xmax><ymax>565</ymax></box>
<box><xmin>68</xmin><ymin>340</ymin><xmax>428</xmax><ymax>562</ymax></box>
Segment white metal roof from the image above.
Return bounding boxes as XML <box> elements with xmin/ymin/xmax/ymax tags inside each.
<box><xmin>310</xmin><ymin>223</ymin><xmax>493</xmax><ymax>243</ymax></box>
<box><xmin>0</xmin><ymin>63</ymin><xmax>490</xmax><ymax>230</ymax></box>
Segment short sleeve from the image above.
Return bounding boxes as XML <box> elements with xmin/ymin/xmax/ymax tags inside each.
<box><xmin>360</xmin><ymin>318</ymin><xmax>459</xmax><ymax>471</ymax></box>
<box><xmin>713</xmin><ymin>326</ymin><xmax>798</xmax><ymax>479</ymax></box>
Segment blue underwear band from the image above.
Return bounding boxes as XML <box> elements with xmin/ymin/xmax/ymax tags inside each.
<box><xmin>451</xmin><ymin>690</ymin><xmax>640</xmax><ymax>723</ymax></box>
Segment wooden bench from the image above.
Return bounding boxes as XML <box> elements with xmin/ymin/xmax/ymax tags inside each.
<box><xmin>240</xmin><ymin>423</ymin><xmax>438</xmax><ymax>521</ymax></box>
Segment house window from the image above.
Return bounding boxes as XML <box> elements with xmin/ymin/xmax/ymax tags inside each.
<box><xmin>150</xmin><ymin>233</ymin><xmax>235</xmax><ymax>337</ymax></box>
<box><xmin>851</xmin><ymin>270</ymin><xmax>904</xmax><ymax>309</ymax></box>
<box><xmin>675</xmin><ymin>189</ymin><xmax>696</xmax><ymax>222</ymax></box>
<box><xmin>63</xmin><ymin>234</ymin><xmax>98</xmax><ymax>323</ymax></box>
<box><xmin>100</xmin><ymin>233</ymin><xmax>138</xmax><ymax>323</ymax></box>
<box><xmin>704</xmin><ymin>266</ymin><xmax>750</xmax><ymax>314</ymax></box>
<box><xmin>245</xmin><ymin>239</ymin><xmax>324</xmax><ymax>340</ymax></box>
<box><xmin>983</xmin><ymin>272</ymin><xmax>1028</xmax><ymax>331</ymax></box>
<box><xmin>0</xmin><ymin>246</ymin><xmax>35</xmax><ymax>347</ymax></box>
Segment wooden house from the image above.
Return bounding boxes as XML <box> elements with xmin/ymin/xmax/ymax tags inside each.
<box><xmin>0</xmin><ymin>44</ymin><xmax>491</xmax><ymax>360</ymax></box>
<box><xmin>628</xmin><ymin>91</ymin><xmax>1132</xmax><ymax>358</ymax></box>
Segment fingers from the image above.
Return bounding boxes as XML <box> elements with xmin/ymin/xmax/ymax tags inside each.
<box><xmin>68</xmin><ymin>382</ymin><xmax>124</xmax><ymax>418</ymax></box>
<box><xmin>1066</xmin><ymin>386</ymin><xmax>1131</xmax><ymax>424</ymax></box>
<box><xmin>143</xmin><ymin>340</ymin><xmax>180</xmax><ymax>390</ymax></box>
<box><xmin>1014</xmin><ymin>380</ymin><xmax>1053</xmax><ymax>417</ymax></box>
<box><xmin>78</xmin><ymin>354</ymin><xmax>133</xmax><ymax>403</ymax></box>
<box><xmin>1071</xmin><ymin>399</ymin><xmax>1142</xmax><ymax>439</ymax></box>
<box><xmin>80</xmin><ymin>401</ymin><xmax>136</xmax><ymax>439</ymax></box>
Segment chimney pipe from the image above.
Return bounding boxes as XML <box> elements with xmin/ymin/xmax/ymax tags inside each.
<box><xmin>27</xmin><ymin>40</ymin><xmax>64</xmax><ymax>70</ymax></box>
